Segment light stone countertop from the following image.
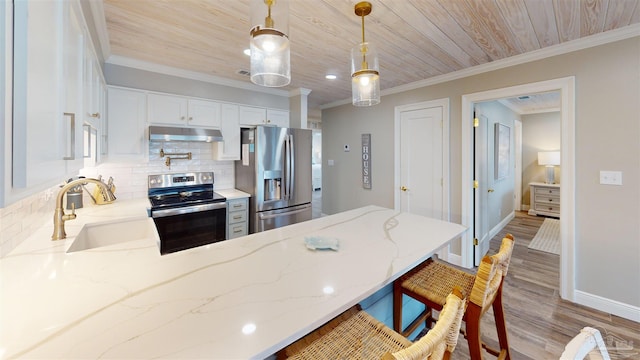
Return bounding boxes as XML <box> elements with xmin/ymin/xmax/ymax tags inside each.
<box><xmin>216</xmin><ymin>188</ymin><xmax>251</xmax><ymax>200</ymax></box>
<box><xmin>0</xmin><ymin>200</ymin><xmax>466</xmax><ymax>359</ymax></box>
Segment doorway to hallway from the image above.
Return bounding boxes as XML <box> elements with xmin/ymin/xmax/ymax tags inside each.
<box><xmin>461</xmin><ymin>76</ymin><xmax>576</xmax><ymax>301</ymax></box>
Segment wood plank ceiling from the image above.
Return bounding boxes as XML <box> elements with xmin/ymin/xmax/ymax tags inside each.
<box><xmin>103</xmin><ymin>0</ymin><xmax>640</xmax><ymax>109</ymax></box>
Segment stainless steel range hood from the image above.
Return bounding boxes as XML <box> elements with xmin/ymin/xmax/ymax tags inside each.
<box><xmin>149</xmin><ymin>126</ymin><xmax>224</xmax><ymax>142</ymax></box>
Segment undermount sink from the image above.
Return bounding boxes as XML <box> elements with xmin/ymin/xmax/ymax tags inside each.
<box><xmin>67</xmin><ymin>217</ymin><xmax>158</xmax><ymax>253</ymax></box>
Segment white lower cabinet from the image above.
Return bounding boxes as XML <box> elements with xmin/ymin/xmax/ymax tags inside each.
<box><xmin>528</xmin><ymin>182</ymin><xmax>560</xmax><ymax>218</ymax></box>
<box><xmin>107</xmin><ymin>87</ymin><xmax>147</xmax><ymax>161</ymax></box>
<box><xmin>227</xmin><ymin>198</ymin><xmax>248</xmax><ymax>239</ymax></box>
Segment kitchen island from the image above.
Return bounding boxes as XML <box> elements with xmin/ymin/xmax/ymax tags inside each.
<box><xmin>1</xmin><ymin>201</ymin><xmax>466</xmax><ymax>359</ymax></box>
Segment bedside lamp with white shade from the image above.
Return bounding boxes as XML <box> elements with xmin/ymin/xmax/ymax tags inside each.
<box><xmin>538</xmin><ymin>151</ymin><xmax>560</xmax><ymax>184</ymax></box>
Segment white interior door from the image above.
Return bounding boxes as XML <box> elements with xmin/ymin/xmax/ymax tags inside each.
<box><xmin>474</xmin><ymin>113</ymin><xmax>491</xmax><ymax>265</ymax></box>
<box><xmin>399</xmin><ymin>107</ymin><xmax>444</xmax><ymax>219</ymax></box>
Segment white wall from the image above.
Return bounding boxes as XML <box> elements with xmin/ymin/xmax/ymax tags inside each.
<box><xmin>322</xmin><ymin>37</ymin><xmax>640</xmax><ymax>309</ymax></box>
<box><xmin>522</xmin><ymin>112</ymin><xmax>561</xmax><ymax>206</ymax></box>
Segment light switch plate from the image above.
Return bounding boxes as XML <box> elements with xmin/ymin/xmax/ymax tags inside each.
<box><xmin>328</xmin><ymin>159</ymin><xmax>334</xmax><ymax>166</ymax></box>
<box><xmin>599</xmin><ymin>171</ymin><xmax>622</xmax><ymax>185</ymax></box>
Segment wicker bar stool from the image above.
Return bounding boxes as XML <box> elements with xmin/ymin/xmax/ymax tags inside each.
<box><xmin>393</xmin><ymin>234</ymin><xmax>515</xmax><ymax>360</ymax></box>
<box><xmin>277</xmin><ymin>287</ymin><xmax>466</xmax><ymax>360</ymax></box>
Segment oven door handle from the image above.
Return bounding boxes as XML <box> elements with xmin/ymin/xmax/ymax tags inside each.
<box><xmin>151</xmin><ymin>202</ymin><xmax>226</xmax><ymax>218</ymax></box>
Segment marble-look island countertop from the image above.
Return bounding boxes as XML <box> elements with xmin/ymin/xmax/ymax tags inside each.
<box><xmin>1</xmin><ymin>202</ymin><xmax>466</xmax><ymax>359</ymax></box>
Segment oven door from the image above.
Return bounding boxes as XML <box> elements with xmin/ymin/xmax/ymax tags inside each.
<box><xmin>151</xmin><ymin>202</ymin><xmax>226</xmax><ymax>255</ymax></box>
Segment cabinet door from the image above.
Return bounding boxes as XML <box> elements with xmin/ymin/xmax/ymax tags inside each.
<box><xmin>239</xmin><ymin>105</ymin><xmax>266</xmax><ymax>126</ymax></box>
<box><xmin>188</xmin><ymin>99</ymin><xmax>221</xmax><ymax>127</ymax></box>
<box><xmin>107</xmin><ymin>87</ymin><xmax>147</xmax><ymax>161</ymax></box>
<box><xmin>61</xmin><ymin>0</ymin><xmax>85</xmax><ymax>174</ymax></box>
<box><xmin>266</xmin><ymin>109</ymin><xmax>289</xmax><ymax>127</ymax></box>
<box><xmin>148</xmin><ymin>93</ymin><xmax>188</xmax><ymax>125</ymax></box>
<box><xmin>213</xmin><ymin>104</ymin><xmax>240</xmax><ymax>160</ymax></box>
<box><xmin>13</xmin><ymin>0</ymin><xmax>84</xmax><ymax>188</ymax></box>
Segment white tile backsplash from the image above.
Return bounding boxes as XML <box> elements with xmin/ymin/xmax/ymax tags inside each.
<box><xmin>81</xmin><ymin>141</ymin><xmax>236</xmax><ymax>200</ymax></box>
<box><xmin>1</xmin><ymin>141</ymin><xmax>236</xmax><ymax>257</ymax></box>
<box><xmin>0</xmin><ymin>183</ymin><xmax>59</xmax><ymax>258</ymax></box>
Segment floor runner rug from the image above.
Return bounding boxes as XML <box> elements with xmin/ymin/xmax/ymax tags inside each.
<box><xmin>528</xmin><ymin>218</ymin><xmax>560</xmax><ymax>255</ymax></box>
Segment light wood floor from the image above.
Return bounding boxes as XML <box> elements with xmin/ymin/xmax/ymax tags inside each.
<box><xmin>449</xmin><ymin>211</ymin><xmax>640</xmax><ymax>359</ymax></box>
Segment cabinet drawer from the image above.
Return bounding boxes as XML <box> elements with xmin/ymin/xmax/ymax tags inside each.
<box><xmin>534</xmin><ymin>187</ymin><xmax>560</xmax><ymax>197</ymax></box>
<box><xmin>228</xmin><ymin>210</ymin><xmax>247</xmax><ymax>224</ymax></box>
<box><xmin>228</xmin><ymin>199</ymin><xmax>247</xmax><ymax>212</ymax></box>
<box><xmin>534</xmin><ymin>203</ymin><xmax>560</xmax><ymax>214</ymax></box>
<box><xmin>228</xmin><ymin>223</ymin><xmax>248</xmax><ymax>239</ymax></box>
<box><xmin>534</xmin><ymin>195</ymin><xmax>560</xmax><ymax>205</ymax></box>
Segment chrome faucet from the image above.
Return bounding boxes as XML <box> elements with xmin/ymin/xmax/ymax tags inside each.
<box><xmin>52</xmin><ymin>178</ymin><xmax>116</xmax><ymax>240</ymax></box>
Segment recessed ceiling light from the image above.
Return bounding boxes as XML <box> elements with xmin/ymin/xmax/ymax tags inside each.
<box><xmin>243</xmin><ymin>48</ymin><xmax>251</xmax><ymax>56</ymax></box>
<box><xmin>325</xmin><ymin>74</ymin><xmax>337</xmax><ymax>80</ymax></box>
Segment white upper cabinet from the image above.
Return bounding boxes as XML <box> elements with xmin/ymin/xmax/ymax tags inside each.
<box><xmin>213</xmin><ymin>104</ymin><xmax>240</xmax><ymax>160</ymax></box>
<box><xmin>147</xmin><ymin>93</ymin><xmax>188</xmax><ymax>125</ymax></box>
<box><xmin>148</xmin><ymin>93</ymin><xmax>221</xmax><ymax>128</ymax></box>
<box><xmin>83</xmin><ymin>53</ymin><xmax>105</xmax><ymax>129</ymax></box>
<box><xmin>107</xmin><ymin>87</ymin><xmax>147</xmax><ymax>161</ymax></box>
<box><xmin>83</xmin><ymin>40</ymin><xmax>106</xmax><ymax>165</ymax></box>
<box><xmin>239</xmin><ymin>105</ymin><xmax>267</xmax><ymax>126</ymax></box>
<box><xmin>266</xmin><ymin>109</ymin><xmax>289</xmax><ymax>127</ymax></box>
<box><xmin>12</xmin><ymin>0</ymin><xmax>85</xmax><ymax>188</ymax></box>
<box><xmin>188</xmin><ymin>99</ymin><xmax>222</xmax><ymax>128</ymax></box>
<box><xmin>239</xmin><ymin>105</ymin><xmax>289</xmax><ymax>127</ymax></box>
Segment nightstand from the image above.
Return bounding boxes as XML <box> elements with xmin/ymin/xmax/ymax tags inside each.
<box><xmin>528</xmin><ymin>182</ymin><xmax>560</xmax><ymax>218</ymax></box>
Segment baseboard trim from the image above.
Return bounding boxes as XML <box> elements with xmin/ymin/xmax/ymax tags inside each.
<box><xmin>574</xmin><ymin>290</ymin><xmax>640</xmax><ymax>322</ymax></box>
<box><xmin>490</xmin><ymin>211</ymin><xmax>515</xmax><ymax>239</ymax></box>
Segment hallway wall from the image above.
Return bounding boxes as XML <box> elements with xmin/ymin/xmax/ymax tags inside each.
<box><xmin>521</xmin><ymin>112</ymin><xmax>561</xmax><ymax>207</ymax></box>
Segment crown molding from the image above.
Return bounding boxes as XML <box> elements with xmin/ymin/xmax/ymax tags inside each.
<box><xmin>105</xmin><ymin>55</ymin><xmax>290</xmax><ymax>97</ymax></box>
<box><xmin>321</xmin><ymin>24</ymin><xmax>640</xmax><ymax>110</ymax></box>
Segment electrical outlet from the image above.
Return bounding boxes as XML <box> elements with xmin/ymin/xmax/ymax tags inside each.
<box><xmin>599</xmin><ymin>171</ymin><xmax>622</xmax><ymax>185</ymax></box>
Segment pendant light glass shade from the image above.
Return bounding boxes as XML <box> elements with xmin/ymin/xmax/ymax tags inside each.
<box><xmin>351</xmin><ymin>2</ymin><xmax>380</xmax><ymax>106</ymax></box>
<box><xmin>351</xmin><ymin>42</ymin><xmax>380</xmax><ymax>106</ymax></box>
<box><xmin>250</xmin><ymin>0</ymin><xmax>290</xmax><ymax>87</ymax></box>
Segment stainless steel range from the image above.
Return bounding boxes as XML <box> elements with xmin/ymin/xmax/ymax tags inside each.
<box><xmin>148</xmin><ymin>172</ymin><xmax>227</xmax><ymax>255</ymax></box>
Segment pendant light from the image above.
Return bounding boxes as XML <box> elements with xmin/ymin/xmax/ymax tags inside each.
<box><xmin>351</xmin><ymin>1</ymin><xmax>380</xmax><ymax>106</ymax></box>
<box><xmin>249</xmin><ymin>0</ymin><xmax>290</xmax><ymax>87</ymax></box>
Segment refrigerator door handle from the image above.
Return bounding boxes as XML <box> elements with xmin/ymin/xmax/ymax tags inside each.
<box><xmin>258</xmin><ymin>205</ymin><xmax>310</xmax><ymax>220</ymax></box>
<box><xmin>284</xmin><ymin>134</ymin><xmax>292</xmax><ymax>200</ymax></box>
<box><xmin>288</xmin><ymin>134</ymin><xmax>295</xmax><ymax>199</ymax></box>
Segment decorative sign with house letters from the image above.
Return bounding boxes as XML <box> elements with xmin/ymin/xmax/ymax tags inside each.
<box><xmin>362</xmin><ymin>134</ymin><xmax>372</xmax><ymax>189</ymax></box>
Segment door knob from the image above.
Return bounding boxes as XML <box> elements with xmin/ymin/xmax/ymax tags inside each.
<box><xmin>400</xmin><ymin>186</ymin><xmax>408</xmax><ymax>192</ymax></box>
<box><xmin>488</xmin><ymin>188</ymin><xmax>495</xmax><ymax>193</ymax></box>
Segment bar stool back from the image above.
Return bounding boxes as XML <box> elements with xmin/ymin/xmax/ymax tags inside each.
<box><xmin>393</xmin><ymin>234</ymin><xmax>515</xmax><ymax>359</ymax></box>
<box><xmin>278</xmin><ymin>287</ymin><xmax>467</xmax><ymax>360</ymax></box>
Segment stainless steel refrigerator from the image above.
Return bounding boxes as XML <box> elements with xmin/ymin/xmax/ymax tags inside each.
<box><xmin>235</xmin><ymin>126</ymin><xmax>313</xmax><ymax>233</ymax></box>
